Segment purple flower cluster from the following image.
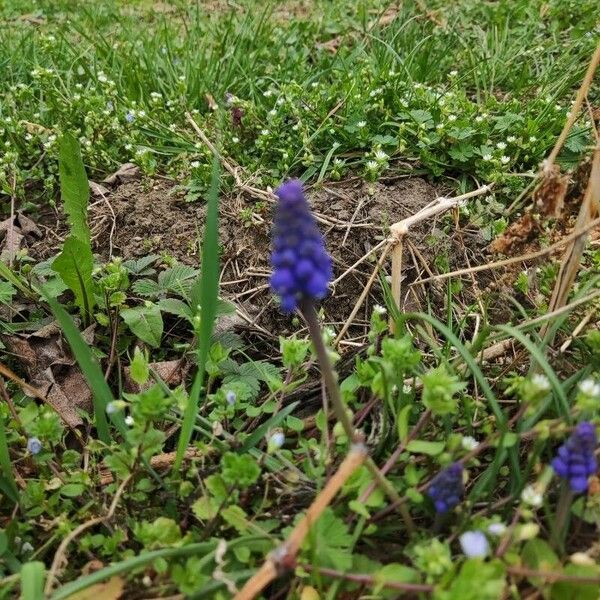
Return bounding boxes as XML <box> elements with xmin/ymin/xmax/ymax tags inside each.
<box><xmin>427</xmin><ymin>462</ymin><xmax>463</xmax><ymax>513</ymax></box>
<box><xmin>552</xmin><ymin>421</ymin><xmax>597</xmax><ymax>493</ymax></box>
<box><xmin>270</xmin><ymin>180</ymin><xmax>332</xmax><ymax>313</ymax></box>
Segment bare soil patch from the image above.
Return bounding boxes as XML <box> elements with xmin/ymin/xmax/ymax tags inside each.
<box><xmin>29</xmin><ymin>176</ymin><xmax>503</xmax><ymax>340</ymax></box>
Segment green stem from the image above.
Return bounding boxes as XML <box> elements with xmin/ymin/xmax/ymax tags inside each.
<box><xmin>552</xmin><ymin>482</ymin><xmax>574</xmax><ymax>551</ymax></box>
<box><xmin>300</xmin><ymin>300</ymin><xmax>414</xmax><ymax>534</ymax></box>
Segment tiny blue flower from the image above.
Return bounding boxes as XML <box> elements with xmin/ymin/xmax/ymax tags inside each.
<box><xmin>27</xmin><ymin>437</ymin><xmax>42</xmax><ymax>455</ymax></box>
<box><xmin>270</xmin><ymin>180</ymin><xmax>333</xmax><ymax>313</ymax></box>
<box><xmin>459</xmin><ymin>530</ymin><xmax>489</xmax><ymax>558</ymax></box>
<box><xmin>125</xmin><ymin>111</ymin><xmax>135</xmax><ymax>123</ymax></box>
<box><xmin>106</xmin><ymin>401</ymin><xmax>118</xmax><ymax>415</ymax></box>
<box><xmin>226</xmin><ymin>390</ymin><xmax>236</xmax><ymax>406</ymax></box>
<box><xmin>427</xmin><ymin>462</ymin><xmax>463</xmax><ymax>513</ymax></box>
<box><xmin>551</xmin><ymin>421</ymin><xmax>597</xmax><ymax>493</ymax></box>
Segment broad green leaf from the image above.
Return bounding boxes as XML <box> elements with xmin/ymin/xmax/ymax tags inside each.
<box><xmin>20</xmin><ymin>561</ymin><xmax>45</xmax><ymax>600</ymax></box>
<box><xmin>221</xmin><ymin>505</ymin><xmax>249</xmax><ymax>533</ymax></box>
<box><xmin>374</xmin><ymin>563</ymin><xmax>420</xmax><ymax>594</ymax></box>
<box><xmin>439</xmin><ymin>559</ymin><xmax>506</xmax><ymax>600</ymax></box>
<box><xmin>522</xmin><ymin>538</ymin><xmax>560</xmax><ymax>589</ymax></box>
<box><xmin>130</xmin><ymin>347</ymin><xmax>149</xmax><ymax>386</ymax></box>
<box><xmin>121</xmin><ymin>303</ymin><xmax>163</xmax><ymax>348</ymax></box>
<box><xmin>52</xmin><ymin>236</ymin><xmax>95</xmax><ymax>318</ymax></box>
<box><xmin>59</xmin><ymin>133</ymin><xmax>90</xmax><ymax>244</ymax></box>
<box><xmin>406</xmin><ymin>440</ymin><xmax>445</xmax><ymax>456</ymax></box>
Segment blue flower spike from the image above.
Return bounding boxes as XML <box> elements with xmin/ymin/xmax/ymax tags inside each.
<box><xmin>551</xmin><ymin>421</ymin><xmax>598</xmax><ymax>493</ymax></box>
<box><xmin>270</xmin><ymin>180</ymin><xmax>333</xmax><ymax>313</ymax></box>
<box><xmin>427</xmin><ymin>462</ymin><xmax>464</xmax><ymax>513</ymax></box>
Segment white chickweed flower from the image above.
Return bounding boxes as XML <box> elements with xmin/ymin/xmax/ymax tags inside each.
<box><xmin>521</xmin><ymin>484</ymin><xmax>543</xmax><ymax>507</ymax></box>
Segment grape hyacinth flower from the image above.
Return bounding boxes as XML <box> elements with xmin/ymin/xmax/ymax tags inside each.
<box><xmin>427</xmin><ymin>462</ymin><xmax>463</xmax><ymax>513</ymax></box>
<box><xmin>270</xmin><ymin>180</ymin><xmax>333</xmax><ymax>313</ymax></box>
<box><xmin>551</xmin><ymin>421</ymin><xmax>597</xmax><ymax>493</ymax></box>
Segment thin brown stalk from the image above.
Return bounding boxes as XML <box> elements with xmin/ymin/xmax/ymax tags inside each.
<box><xmin>233</xmin><ymin>444</ymin><xmax>367</xmax><ymax>600</ymax></box>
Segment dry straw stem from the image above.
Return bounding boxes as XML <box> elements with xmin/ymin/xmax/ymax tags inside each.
<box><xmin>412</xmin><ymin>215</ymin><xmax>600</xmax><ymax>285</ymax></box>
<box><xmin>387</xmin><ymin>184</ymin><xmax>492</xmax><ymax>321</ymax></box>
<box><xmin>543</xmin><ymin>41</ymin><xmax>600</xmax><ymax>174</ymax></box>
<box><xmin>539</xmin><ymin>145</ymin><xmax>600</xmax><ymax>343</ymax></box>
<box><xmin>233</xmin><ymin>443</ymin><xmax>367</xmax><ymax>600</ymax></box>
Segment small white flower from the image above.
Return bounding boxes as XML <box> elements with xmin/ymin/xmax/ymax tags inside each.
<box><xmin>21</xmin><ymin>542</ymin><xmax>34</xmax><ymax>553</ymax></box>
<box><xmin>269</xmin><ymin>432</ymin><xmax>285</xmax><ymax>449</ymax></box>
<box><xmin>507</xmin><ymin>136</ymin><xmax>516</xmax><ymax>143</ymax></box>
<box><xmin>98</xmin><ymin>72</ymin><xmax>108</xmax><ymax>83</ymax></box>
<box><xmin>531</xmin><ymin>373</ymin><xmax>550</xmax><ymax>392</ymax></box>
<box><xmin>374</xmin><ymin>149</ymin><xmax>388</xmax><ymax>162</ymax></box>
<box><xmin>483</xmin><ymin>154</ymin><xmax>492</xmax><ymax>161</ymax></box>
<box><xmin>373</xmin><ymin>304</ymin><xmax>387</xmax><ymax>315</ymax></box>
<box><xmin>447</xmin><ymin>114</ymin><xmax>457</xmax><ymax>122</ymax></box>
<box><xmin>125</xmin><ymin>415</ymin><xmax>134</xmax><ymax>426</ymax></box>
<box><xmin>459</xmin><ymin>531</ymin><xmax>489</xmax><ymax>558</ymax></box>
<box><xmin>150</xmin><ymin>91</ymin><xmax>162</xmax><ymax>99</ymax></box>
<box><xmin>402</xmin><ymin>384</ymin><xmax>412</xmax><ymax>394</ymax></box>
<box><xmin>475</xmin><ymin>115</ymin><xmax>484</xmax><ymax>123</ymax></box>
<box><xmin>263</xmin><ymin>90</ymin><xmax>273</xmax><ymax>97</ymax></box>
<box><xmin>496</xmin><ymin>141</ymin><xmax>507</xmax><ymax>150</ymax></box>
<box><xmin>487</xmin><ymin>522</ymin><xmax>506</xmax><ymax>536</ymax></box>
<box><xmin>449</xmin><ymin>70</ymin><xmax>458</xmax><ymax>77</ymax></box>
<box><xmin>260</xmin><ymin>129</ymin><xmax>269</xmax><ymax>136</ymax></box>
<box><xmin>357</xmin><ymin>121</ymin><xmax>367</xmax><ymax>128</ymax></box>
<box><xmin>268</xmin><ymin>109</ymin><xmax>277</xmax><ymax>117</ymax></box>
<box><xmin>276</xmin><ymin>97</ymin><xmax>285</xmax><ymax>105</ymax></box>
<box><xmin>521</xmin><ymin>484</ymin><xmax>543</xmax><ymax>507</ymax></box>
<box><xmin>436</xmin><ymin>123</ymin><xmax>444</xmax><ymax>130</ymax></box>
<box><xmin>366</xmin><ymin>160</ymin><xmax>379</xmax><ymax>171</ymax></box>
<box><xmin>461</xmin><ymin>436</ymin><xmax>479</xmax><ymax>451</ymax></box>
<box><xmin>579</xmin><ymin>378</ymin><xmax>600</xmax><ymax>397</ymax></box>
<box><xmin>232</xmin><ymin>136</ymin><xmax>239</xmax><ymax>143</ymax></box>
<box><xmin>500</xmin><ymin>155</ymin><xmax>510</xmax><ymax>164</ymax></box>
<box><xmin>190</xmin><ymin>160</ymin><xmax>200</xmax><ymax>168</ymax></box>
<box><xmin>529</xmin><ymin>136</ymin><xmax>537</xmax><ymax>142</ymax></box>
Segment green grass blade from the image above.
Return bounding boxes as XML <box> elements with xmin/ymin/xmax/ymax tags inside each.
<box><xmin>20</xmin><ymin>561</ymin><xmax>45</xmax><ymax>600</ymax></box>
<box><xmin>174</xmin><ymin>154</ymin><xmax>221</xmax><ymax>469</ymax></box>
<box><xmin>0</xmin><ymin>416</ymin><xmax>19</xmax><ymax>504</ymax></box>
<box><xmin>41</xmin><ymin>289</ymin><xmax>125</xmax><ymax>443</ymax></box>
<box><xmin>49</xmin><ymin>542</ymin><xmax>217</xmax><ymax>600</ymax></box>
<box><xmin>237</xmin><ymin>401</ymin><xmax>299</xmax><ymax>453</ymax></box>
<box><xmin>497</xmin><ymin>324</ymin><xmax>571</xmax><ymax>421</ymax></box>
<box><xmin>399</xmin><ymin>312</ymin><xmax>506</xmax><ymax>427</ymax></box>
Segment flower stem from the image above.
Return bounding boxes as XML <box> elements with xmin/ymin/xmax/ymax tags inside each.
<box><xmin>300</xmin><ymin>300</ymin><xmax>414</xmax><ymax>534</ymax></box>
<box><xmin>552</xmin><ymin>482</ymin><xmax>574</xmax><ymax>551</ymax></box>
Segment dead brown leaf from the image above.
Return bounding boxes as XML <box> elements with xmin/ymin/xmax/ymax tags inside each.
<box><xmin>490</xmin><ymin>213</ymin><xmax>538</xmax><ymax>255</ymax></box>
<box><xmin>533</xmin><ymin>164</ymin><xmax>569</xmax><ymax>218</ymax></box>
<box><xmin>63</xmin><ymin>576</ymin><xmax>124</xmax><ymax>600</ymax></box>
<box><xmin>2</xmin><ymin>327</ymin><xmax>96</xmax><ymax>428</ymax></box>
<box><xmin>90</xmin><ymin>181</ymin><xmax>111</xmax><ymax>197</ymax></box>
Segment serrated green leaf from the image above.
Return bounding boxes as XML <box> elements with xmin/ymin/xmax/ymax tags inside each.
<box><xmin>121</xmin><ymin>303</ymin><xmax>163</xmax><ymax>348</ymax></box>
<box><xmin>130</xmin><ymin>347</ymin><xmax>149</xmax><ymax>385</ymax></box>
<box><xmin>221</xmin><ymin>505</ymin><xmax>249</xmax><ymax>533</ymax></box>
<box><xmin>52</xmin><ymin>236</ymin><xmax>95</xmax><ymax>318</ymax></box>
<box><xmin>131</xmin><ymin>279</ymin><xmax>162</xmax><ymax>297</ymax></box>
<box><xmin>123</xmin><ymin>255</ymin><xmax>159</xmax><ymax>275</ymax></box>
<box><xmin>59</xmin><ymin>133</ymin><xmax>90</xmax><ymax>244</ymax></box>
<box><xmin>158</xmin><ymin>298</ymin><xmax>194</xmax><ymax>321</ymax></box>
<box><xmin>159</xmin><ymin>264</ymin><xmax>199</xmax><ymax>296</ymax></box>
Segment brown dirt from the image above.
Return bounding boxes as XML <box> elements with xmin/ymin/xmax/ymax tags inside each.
<box><xmin>30</xmin><ymin>176</ymin><xmax>501</xmax><ymax>341</ymax></box>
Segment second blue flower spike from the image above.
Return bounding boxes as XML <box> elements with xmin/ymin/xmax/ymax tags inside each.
<box><xmin>270</xmin><ymin>180</ymin><xmax>333</xmax><ymax>313</ymax></box>
<box><xmin>552</xmin><ymin>421</ymin><xmax>598</xmax><ymax>493</ymax></box>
